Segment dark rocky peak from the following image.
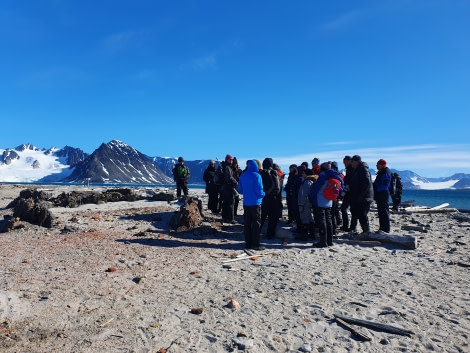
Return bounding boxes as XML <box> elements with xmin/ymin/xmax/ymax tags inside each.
<box><xmin>1</xmin><ymin>150</ymin><xmax>20</xmax><ymax>165</ymax></box>
<box><xmin>53</xmin><ymin>146</ymin><xmax>89</xmax><ymax>167</ymax></box>
<box><xmin>15</xmin><ymin>143</ymin><xmax>40</xmax><ymax>152</ymax></box>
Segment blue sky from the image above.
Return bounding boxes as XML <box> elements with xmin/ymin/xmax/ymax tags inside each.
<box><xmin>1</xmin><ymin>0</ymin><xmax>469</xmax><ymax>178</ymax></box>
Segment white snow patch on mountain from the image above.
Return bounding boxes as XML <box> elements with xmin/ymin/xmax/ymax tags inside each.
<box><xmin>0</xmin><ymin>149</ymin><xmax>72</xmax><ymax>182</ymax></box>
<box><xmin>411</xmin><ymin>177</ymin><xmax>459</xmax><ymax>190</ymax></box>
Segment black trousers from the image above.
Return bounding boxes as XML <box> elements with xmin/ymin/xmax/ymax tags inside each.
<box><xmin>222</xmin><ymin>185</ymin><xmax>235</xmax><ymax>222</ymax></box>
<box><xmin>261</xmin><ymin>194</ymin><xmax>279</xmax><ymax>238</ymax></box>
<box><xmin>176</xmin><ymin>180</ymin><xmax>188</xmax><ymax>197</ymax></box>
<box><xmin>314</xmin><ymin>206</ymin><xmax>333</xmax><ymax>246</ymax></box>
<box><xmin>207</xmin><ymin>184</ymin><xmax>219</xmax><ymax>212</ymax></box>
<box><xmin>375</xmin><ymin>191</ymin><xmax>390</xmax><ymax>232</ymax></box>
<box><xmin>350</xmin><ymin>201</ymin><xmax>371</xmax><ymax>233</ymax></box>
<box><xmin>243</xmin><ymin>205</ymin><xmax>262</xmax><ymax>248</ymax></box>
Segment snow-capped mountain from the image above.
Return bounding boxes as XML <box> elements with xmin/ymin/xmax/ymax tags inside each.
<box><xmin>62</xmin><ymin>140</ymin><xmax>172</xmax><ymax>184</ymax></box>
<box><xmin>0</xmin><ymin>144</ymin><xmax>87</xmax><ymax>182</ymax></box>
<box><xmin>1</xmin><ymin>141</ymin><xmax>469</xmax><ymax>188</ymax></box>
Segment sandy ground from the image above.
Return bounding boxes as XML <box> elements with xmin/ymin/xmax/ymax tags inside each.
<box><xmin>0</xmin><ymin>184</ymin><xmax>469</xmax><ymax>353</ymax></box>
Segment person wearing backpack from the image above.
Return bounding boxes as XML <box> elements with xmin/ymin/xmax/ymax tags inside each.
<box><xmin>309</xmin><ymin>162</ymin><xmax>344</xmax><ymax>247</ymax></box>
<box><xmin>259</xmin><ymin>158</ymin><xmax>281</xmax><ymax>239</ymax></box>
<box><xmin>389</xmin><ymin>172</ymin><xmax>403</xmax><ymax>211</ymax></box>
<box><xmin>172</xmin><ymin>157</ymin><xmax>190</xmax><ymax>197</ymax></box>
<box><xmin>373</xmin><ymin>159</ymin><xmax>392</xmax><ymax>233</ymax></box>
<box><xmin>237</xmin><ymin>159</ymin><xmax>266</xmax><ymax>250</ymax></box>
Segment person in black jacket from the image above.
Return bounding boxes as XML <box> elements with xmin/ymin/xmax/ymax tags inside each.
<box><xmin>221</xmin><ymin>154</ymin><xmax>238</xmax><ymax>223</ymax></box>
<box><xmin>390</xmin><ymin>172</ymin><xmax>403</xmax><ymax>211</ymax></box>
<box><xmin>203</xmin><ymin>160</ymin><xmax>218</xmax><ymax>213</ymax></box>
<box><xmin>259</xmin><ymin>158</ymin><xmax>281</xmax><ymax>239</ymax></box>
<box><xmin>172</xmin><ymin>157</ymin><xmax>190</xmax><ymax>197</ymax></box>
<box><xmin>284</xmin><ymin>164</ymin><xmax>298</xmax><ymax>224</ymax></box>
<box><xmin>340</xmin><ymin>155</ymin><xmax>358</xmax><ymax>232</ymax></box>
<box><xmin>349</xmin><ymin>155</ymin><xmax>374</xmax><ymax>234</ymax></box>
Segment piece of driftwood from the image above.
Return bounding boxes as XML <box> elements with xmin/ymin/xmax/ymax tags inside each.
<box><xmin>404</xmin><ymin>208</ymin><xmax>458</xmax><ymax>214</ymax></box>
<box><xmin>453</xmin><ymin>214</ymin><xmax>470</xmax><ymax>222</ymax></box>
<box><xmin>334</xmin><ymin>239</ymin><xmax>383</xmax><ymax>247</ymax></box>
<box><xmin>334</xmin><ymin>314</ymin><xmax>415</xmax><ymax>337</ymax></box>
<box><xmin>358</xmin><ymin>232</ymin><xmax>417</xmax><ymax>249</ymax></box>
<box><xmin>222</xmin><ymin>251</ymin><xmax>277</xmax><ymax>263</ymax></box>
<box><xmin>335</xmin><ymin>317</ymin><xmax>372</xmax><ymax>341</ymax></box>
<box><xmin>430</xmin><ymin>203</ymin><xmax>450</xmax><ymax>210</ymax></box>
<box><xmin>401</xmin><ymin>225</ymin><xmax>428</xmax><ymax>232</ymax></box>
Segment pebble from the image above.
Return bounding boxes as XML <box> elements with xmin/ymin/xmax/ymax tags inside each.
<box><xmin>299</xmin><ymin>343</ymin><xmax>313</xmax><ymax>352</ymax></box>
<box><xmin>232</xmin><ymin>338</ymin><xmax>254</xmax><ymax>350</ymax></box>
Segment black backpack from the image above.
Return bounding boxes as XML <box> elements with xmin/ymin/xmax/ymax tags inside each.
<box><xmin>214</xmin><ymin>165</ymin><xmax>225</xmax><ymax>185</ymax></box>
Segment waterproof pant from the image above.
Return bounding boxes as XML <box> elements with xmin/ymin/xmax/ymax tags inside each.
<box><xmin>176</xmin><ymin>180</ymin><xmax>188</xmax><ymax>197</ymax></box>
<box><xmin>375</xmin><ymin>191</ymin><xmax>390</xmax><ymax>232</ymax></box>
<box><xmin>350</xmin><ymin>201</ymin><xmax>371</xmax><ymax>233</ymax></box>
<box><xmin>261</xmin><ymin>194</ymin><xmax>279</xmax><ymax>239</ymax></box>
<box><xmin>243</xmin><ymin>205</ymin><xmax>262</xmax><ymax>249</ymax></box>
<box><xmin>222</xmin><ymin>185</ymin><xmax>235</xmax><ymax>222</ymax></box>
<box><xmin>314</xmin><ymin>206</ymin><xmax>333</xmax><ymax>246</ymax></box>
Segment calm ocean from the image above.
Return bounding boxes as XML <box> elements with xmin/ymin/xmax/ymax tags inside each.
<box><xmin>401</xmin><ymin>189</ymin><xmax>470</xmax><ymax>211</ymax></box>
<box><xmin>3</xmin><ymin>183</ymin><xmax>469</xmax><ymax>212</ymax></box>
<box><xmin>188</xmin><ymin>185</ymin><xmax>470</xmax><ymax>211</ymax></box>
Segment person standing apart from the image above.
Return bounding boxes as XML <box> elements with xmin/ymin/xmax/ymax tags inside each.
<box><xmin>373</xmin><ymin>159</ymin><xmax>392</xmax><ymax>232</ymax></box>
<box><xmin>238</xmin><ymin>160</ymin><xmax>266</xmax><ymax>250</ymax></box>
<box><xmin>172</xmin><ymin>157</ymin><xmax>190</xmax><ymax>197</ymax></box>
<box><xmin>349</xmin><ymin>155</ymin><xmax>374</xmax><ymax>234</ymax></box>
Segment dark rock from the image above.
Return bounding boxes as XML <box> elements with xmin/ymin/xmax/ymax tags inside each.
<box><xmin>170</xmin><ymin>197</ymin><xmax>204</xmax><ymax>231</ymax></box>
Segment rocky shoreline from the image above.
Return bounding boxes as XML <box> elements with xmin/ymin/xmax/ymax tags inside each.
<box><xmin>1</xmin><ymin>184</ymin><xmax>469</xmax><ymax>352</ymax></box>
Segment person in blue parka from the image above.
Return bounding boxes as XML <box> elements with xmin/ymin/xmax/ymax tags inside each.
<box><xmin>238</xmin><ymin>160</ymin><xmax>266</xmax><ymax>250</ymax></box>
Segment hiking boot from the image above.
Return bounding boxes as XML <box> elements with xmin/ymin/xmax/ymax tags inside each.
<box><xmin>312</xmin><ymin>242</ymin><xmax>328</xmax><ymax>248</ymax></box>
<box><xmin>252</xmin><ymin>245</ymin><xmax>266</xmax><ymax>251</ymax></box>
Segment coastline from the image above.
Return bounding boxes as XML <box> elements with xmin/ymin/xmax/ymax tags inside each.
<box><xmin>0</xmin><ymin>184</ymin><xmax>469</xmax><ymax>352</ymax></box>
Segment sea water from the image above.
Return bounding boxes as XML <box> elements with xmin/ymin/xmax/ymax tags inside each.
<box><xmin>402</xmin><ymin>189</ymin><xmax>470</xmax><ymax>211</ymax></box>
<box><xmin>3</xmin><ymin>182</ymin><xmax>469</xmax><ymax>211</ymax></box>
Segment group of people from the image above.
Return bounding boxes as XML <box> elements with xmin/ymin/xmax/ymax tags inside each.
<box><xmin>175</xmin><ymin>154</ymin><xmax>403</xmax><ymax>250</ymax></box>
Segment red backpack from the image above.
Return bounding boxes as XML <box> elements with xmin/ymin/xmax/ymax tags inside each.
<box><xmin>323</xmin><ymin>178</ymin><xmax>342</xmax><ymax>201</ymax></box>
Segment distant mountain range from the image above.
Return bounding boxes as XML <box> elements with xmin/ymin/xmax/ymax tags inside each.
<box><xmin>1</xmin><ymin>140</ymin><xmax>469</xmax><ymax>190</ymax></box>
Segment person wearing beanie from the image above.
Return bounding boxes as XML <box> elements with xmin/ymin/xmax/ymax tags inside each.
<box><xmin>340</xmin><ymin>155</ymin><xmax>358</xmax><ymax>232</ymax></box>
<box><xmin>172</xmin><ymin>156</ymin><xmax>190</xmax><ymax>197</ymax></box>
<box><xmin>349</xmin><ymin>155</ymin><xmax>374</xmax><ymax>234</ymax></box>
<box><xmin>296</xmin><ymin>168</ymin><xmax>318</xmax><ymax>240</ymax></box>
<box><xmin>312</xmin><ymin>158</ymin><xmax>321</xmax><ymax>175</ymax></box>
<box><xmin>220</xmin><ymin>154</ymin><xmax>238</xmax><ymax>223</ymax></box>
<box><xmin>259</xmin><ymin>158</ymin><xmax>281</xmax><ymax>239</ymax></box>
<box><xmin>284</xmin><ymin>164</ymin><xmax>298</xmax><ymax>224</ymax></box>
<box><xmin>373</xmin><ymin>159</ymin><xmax>392</xmax><ymax>232</ymax></box>
<box><xmin>238</xmin><ymin>160</ymin><xmax>266</xmax><ymax>250</ymax></box>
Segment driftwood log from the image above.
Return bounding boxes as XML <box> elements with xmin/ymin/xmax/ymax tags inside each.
<box><xmin>358</xmin><ymin>232</ymin><xmax>417</xmax><ymax>249</ymax></box>
<box><xmin>335</xmin><ymin>317</ymin><xmax>372</xmax><ymax>341</ymax></box>
<box><xmin>401</xmin><ymin>225</ymin><xmax>428</xmax><ymax>232</ymax></box>
<box><xmin>334</xmin><ymin>314</ymin><xmax>415</xmax><ymax>337</ymax></box>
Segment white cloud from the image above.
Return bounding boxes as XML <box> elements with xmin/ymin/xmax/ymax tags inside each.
<box><xmin>267</xmin><ymin>143</ymin><xmax>470</xmax><ymax>178</ymax></box>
